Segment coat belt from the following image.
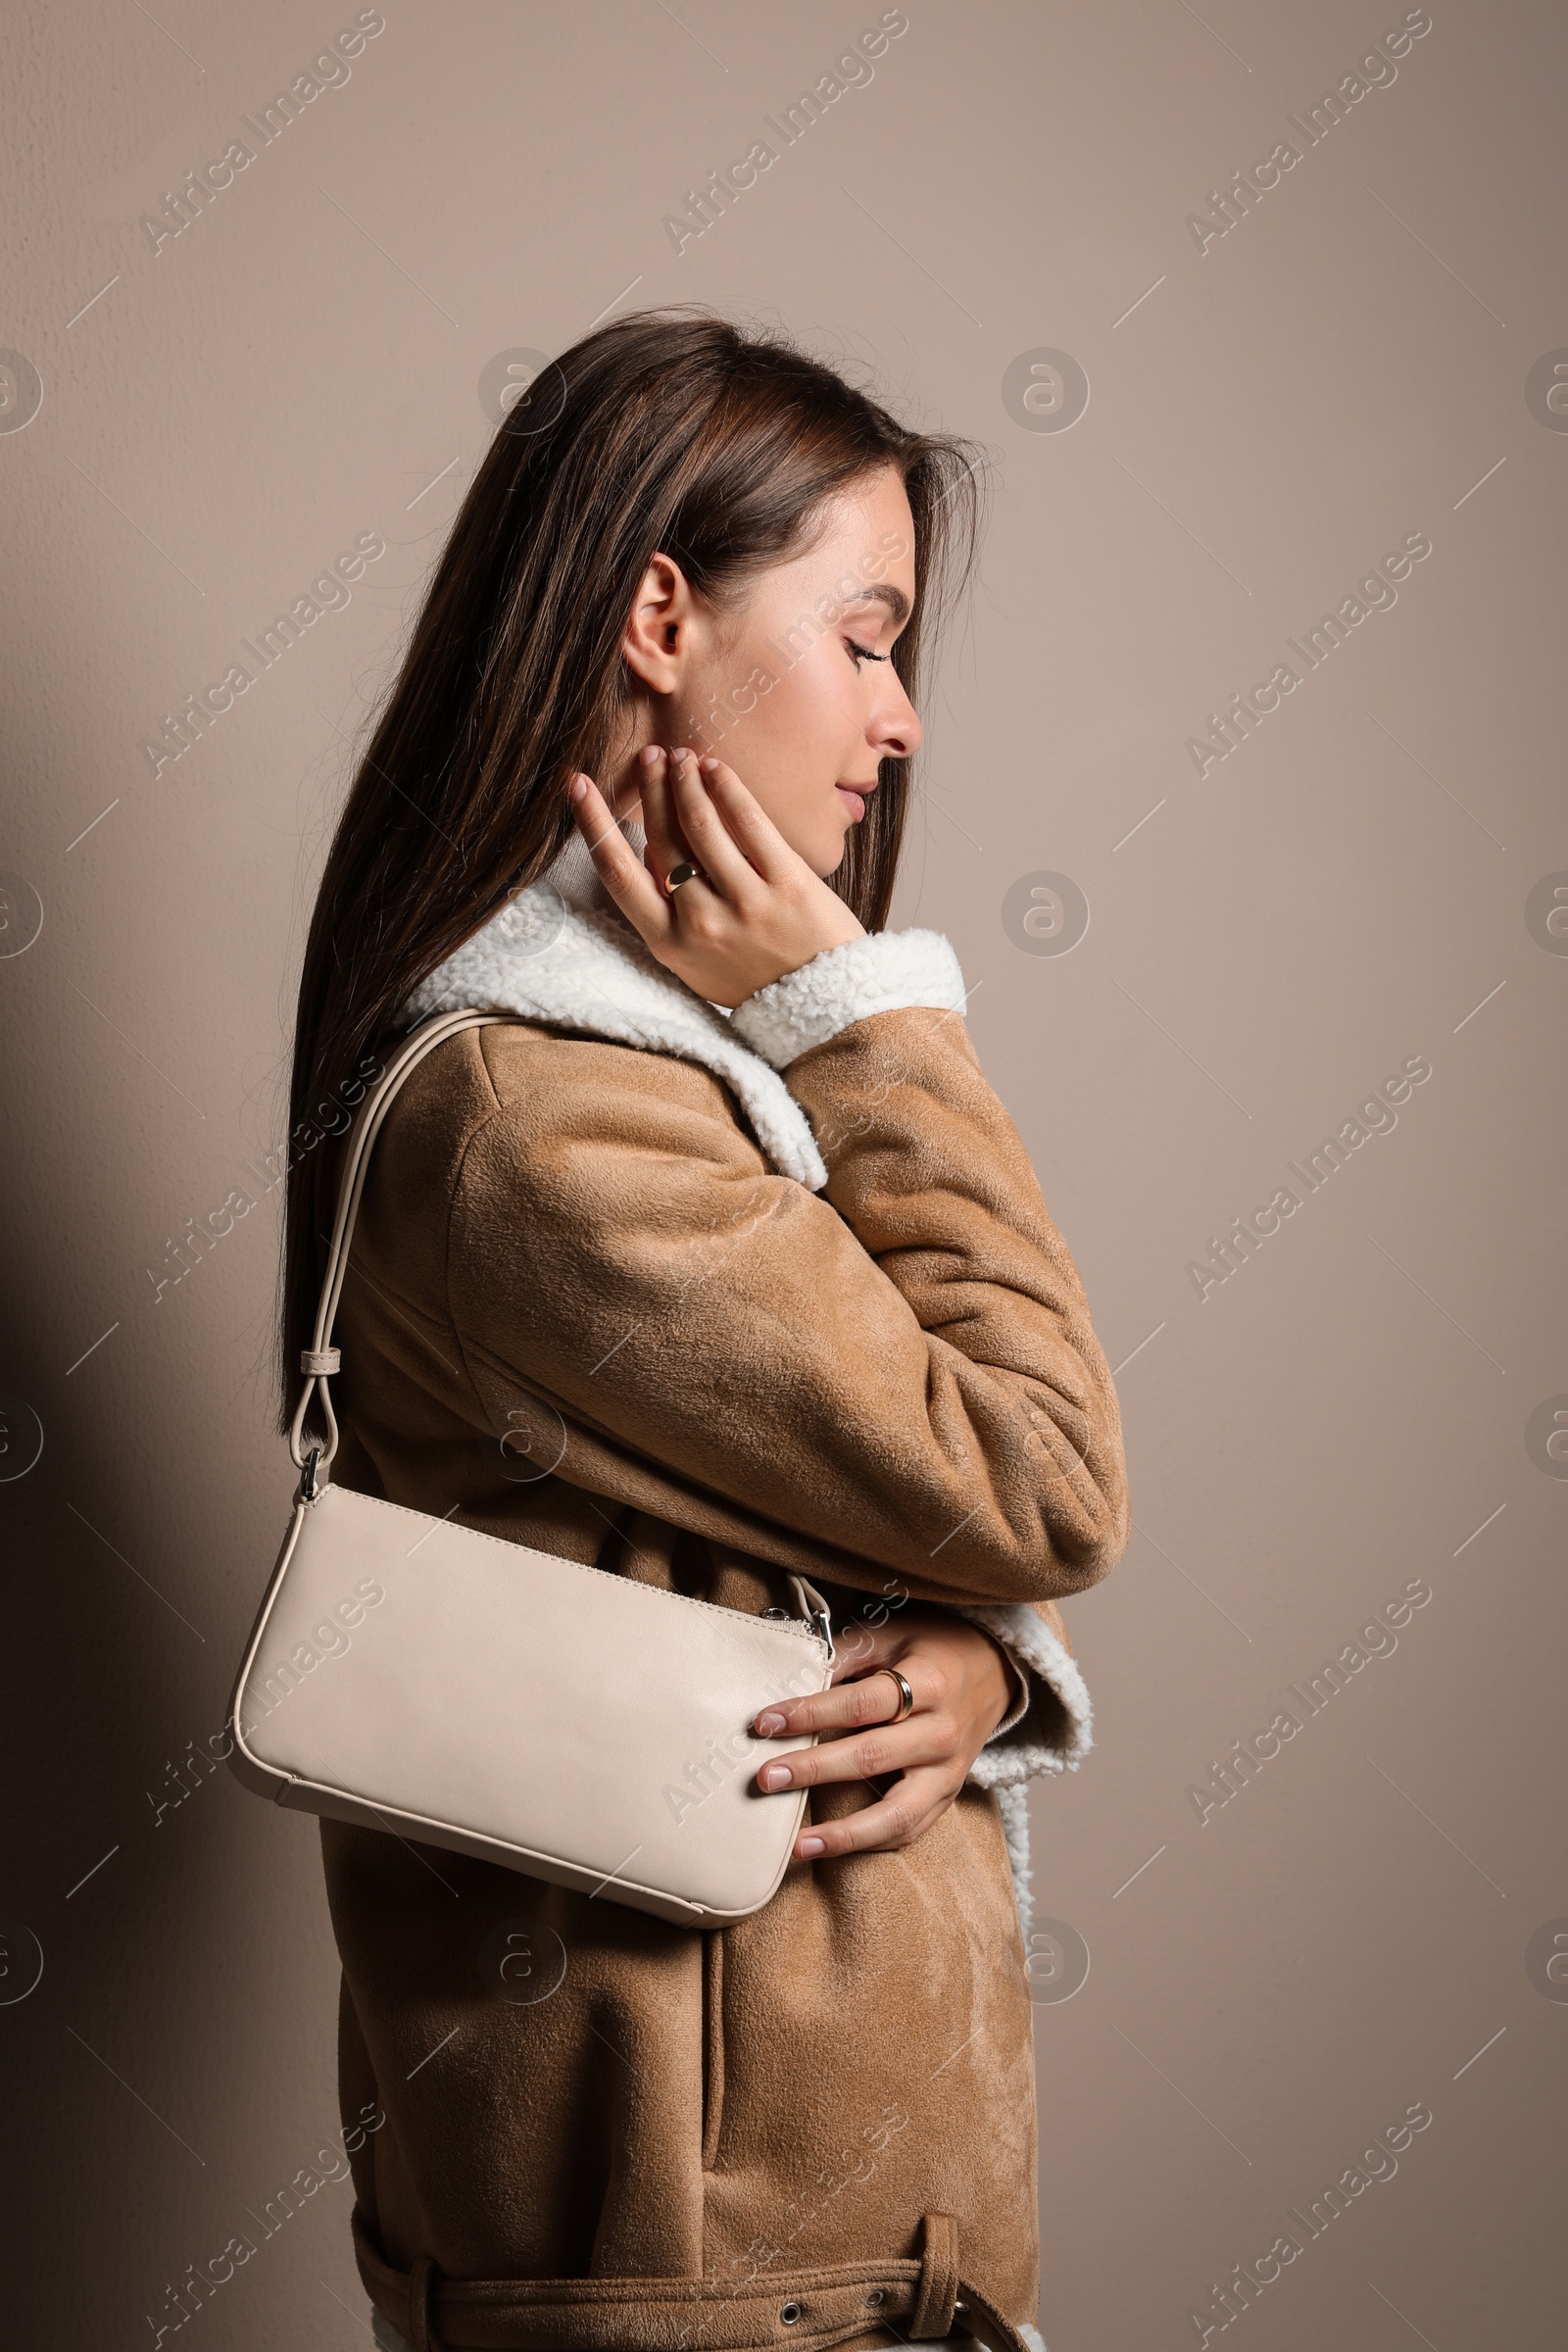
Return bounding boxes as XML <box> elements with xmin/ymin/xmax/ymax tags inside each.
<box><xmin>353</xmin><ymin>2207</ymin><xmax>1031</xmax><ymax>2352</ymax></box>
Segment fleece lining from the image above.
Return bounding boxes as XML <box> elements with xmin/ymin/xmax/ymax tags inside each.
<box><xmin>729</xmin><ymin>926</ymin><xmax>969</xmax><ymax>1067</ymax></box>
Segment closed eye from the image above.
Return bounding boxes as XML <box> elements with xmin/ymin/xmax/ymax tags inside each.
<box><xmin>845</xmin><ymin>638</ymin><xmax>890</xmax><ymax>666</ymax></box>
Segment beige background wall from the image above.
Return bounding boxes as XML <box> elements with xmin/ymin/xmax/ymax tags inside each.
<box><xmin>2</xmin><ymin>3</ymin><xmax>1563</xmax><ymax>2344</ymax></box>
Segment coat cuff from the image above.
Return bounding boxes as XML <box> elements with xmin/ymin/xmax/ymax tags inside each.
<box><xmin>727</xmin><ymin>930</ymin><xmax>968</xmax><ymax>1070</ymax></box>
<box><xmin>956</xmin><ymin>1603</ymin><xmax>1094</xmax><ymax>1789</ymax></box>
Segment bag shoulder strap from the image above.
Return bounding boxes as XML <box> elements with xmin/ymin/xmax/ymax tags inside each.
<box><xmin>289</xmin><ymin>1009</ymin><xmax>504</xmax><ymax>1476</ymax></box>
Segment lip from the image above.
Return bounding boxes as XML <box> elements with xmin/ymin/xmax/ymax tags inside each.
<box><xmin>835</xmin><ymin>783</ymin><xmax>871</xmax><ymax>821</ymax></box>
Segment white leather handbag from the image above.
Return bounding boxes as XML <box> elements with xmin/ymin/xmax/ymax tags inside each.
<box><xmin>226</xmin><ymin>1007</ymin><xmax>836</xmax><ymax>1927</ymax></box>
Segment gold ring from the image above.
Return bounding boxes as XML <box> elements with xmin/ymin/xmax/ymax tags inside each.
<box><xmin>874</xmin><ymin>1666</ymin><xmax>915</xmax><ymax>1723</ymax></box>
<box><xmin>663</xmin><ymin>862</ymin><xmax>703</xmax><ymax>894</ymax></box>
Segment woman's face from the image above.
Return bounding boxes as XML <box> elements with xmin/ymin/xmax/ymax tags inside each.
<box><xmin>614</xmin><ymin>466</ymin><xmax>922</xmax><ymax>877</ymax></box>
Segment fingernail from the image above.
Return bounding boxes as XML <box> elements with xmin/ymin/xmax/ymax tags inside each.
<box><xmin>755</xmin><ymin>1711</ymin><xmax>786</xmax><ymax>1736</ymax></box>
<box><xmin>669</xmin><ymin>744</ymin><xmax>690</xmax><ymax>762</ymax></box>
<box><xmin>698</xmin><ymin>755</ymin><xmax>717</xmax><ymax>771</ymax></box>
<box><xmin>640</xmin><ymin>744</ymin><xmax>660</xmax><ymax>766</ymax></box>
<box><xmin>569</xmin><ymin>775</ymin><xmax>588</xmax><ymax>805</ymax></box>
<box><xmin>760</xmin><ymin>1763</ymin><xmax>792</xmax><ymax>1791</ymax></box>
<box><xmin>799</xmin><ymin>1836</ymin><xmax>826</xmax><ymax>1858</ymax></box>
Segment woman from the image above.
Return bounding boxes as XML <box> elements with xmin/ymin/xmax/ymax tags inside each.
<box><xmin>281</xmin><ymin>313</ymin><xmax>1128</xmax><ymax>2352</ymax></box>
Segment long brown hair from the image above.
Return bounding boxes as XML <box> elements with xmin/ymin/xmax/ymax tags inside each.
<box><xmin>279</xmin><ymin>309</ymin><xmax>983</xmax><ymax>1436</ymax></box>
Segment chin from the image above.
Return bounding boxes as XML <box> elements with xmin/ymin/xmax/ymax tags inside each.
<box><xmin>814</xmin><ymin>824</ymin><xmax>856</xmax><ymax>879</ymax></box>
<box><xmin>782</xmin><ymin>810</ymin><xmax>851</xmax><ymax>878</ymax></box>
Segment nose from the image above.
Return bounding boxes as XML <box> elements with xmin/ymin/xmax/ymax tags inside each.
<box><xmin>870</xmin><ymin>667</ymin><xmax>922</xmax><ymax>762</ymax></box>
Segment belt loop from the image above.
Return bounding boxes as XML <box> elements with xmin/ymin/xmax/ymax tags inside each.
<box><xmin>408</xmin><ymin>2253</ymin><xmax>444</xmax><ymax>2352</ymax></box>
<box><xmin>911</xmin><ymin>2212</ymin><xmax>959</xmax><ymax>2339</ymax></box>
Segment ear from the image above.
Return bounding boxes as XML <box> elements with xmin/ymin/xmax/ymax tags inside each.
<box><xmin>621</xmin><ymin>552</ymin><xmax>696</xmax><ymax>694</ymax></box>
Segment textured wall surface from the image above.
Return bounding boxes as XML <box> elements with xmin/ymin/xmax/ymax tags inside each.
<box><xmin>2</xmin><ymin>4</ymin><xmax>1563</xmax><ymax>2346</ymax></box>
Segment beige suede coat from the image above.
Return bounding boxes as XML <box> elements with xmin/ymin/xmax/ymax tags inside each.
<box><xmin>318</xmin><ymin>840</ymin><xmax>1129</xmax><ymax>2352</ymax></box>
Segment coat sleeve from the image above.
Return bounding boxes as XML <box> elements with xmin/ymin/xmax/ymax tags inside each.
<box><xmin>445</xmin><ymin>932</ymin><xmax>1130</xmax><ymax>1645</ymax></box>
<box><xmin>733</xmin><ymin>930</ymin><xmax>1113</xmax><ymax>1789</ymax></box>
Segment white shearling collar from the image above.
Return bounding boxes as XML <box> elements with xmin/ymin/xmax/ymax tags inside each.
<box><xmin>399</xmin><ymin>833</ymin><xmax>832</xmax><ymax>1191</ymax></box>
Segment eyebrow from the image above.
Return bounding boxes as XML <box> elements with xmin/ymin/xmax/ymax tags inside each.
<box><xmin>843</xmin><ymin>582</ymin><xmax>910</xmax><ymax>626</ymax></box>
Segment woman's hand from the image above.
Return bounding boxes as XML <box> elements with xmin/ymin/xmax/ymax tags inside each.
<box><xmin>752</xmin><ymin>1604</ymin><xmax>1018</xmax><ymax>1861</ymax></box>
<box><xmin>568</xmin><ymin>745</ymin><xmax>863</xmax><ymax>1008</ymax></box>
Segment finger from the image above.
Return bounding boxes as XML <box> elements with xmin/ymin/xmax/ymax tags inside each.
<box><xmin>637</xmin><ymin>746</ymin><xmax>697</xmax><ymax>887</ymax></box>
<box><xmin>795</xmin><ymin>1767</ymin><xmax>959</xmax><ymax>1860</ymax></box>
<box><xmin>691</xmin><ymin>756</ymin><xmax>799</xmax><ymax>883</ymax></box>
<box><xmin>570</xmin><ymin>774</ymin><xmax>672</xmax><ymax>942</ymax></box>
<box><xmin>666</xmin><ymin>753</ymin><xmax>763</xmax><ymax>898</ymax></box>
<box><xmin>755</xmin><ymin>1712</ymin><xmax>952</xmax><ymax>1794</ymax></box>
<box><xmin>754</xmin><ymin>1664</ymin><xmax>922</xmax><ymax>1741</ymax></box>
